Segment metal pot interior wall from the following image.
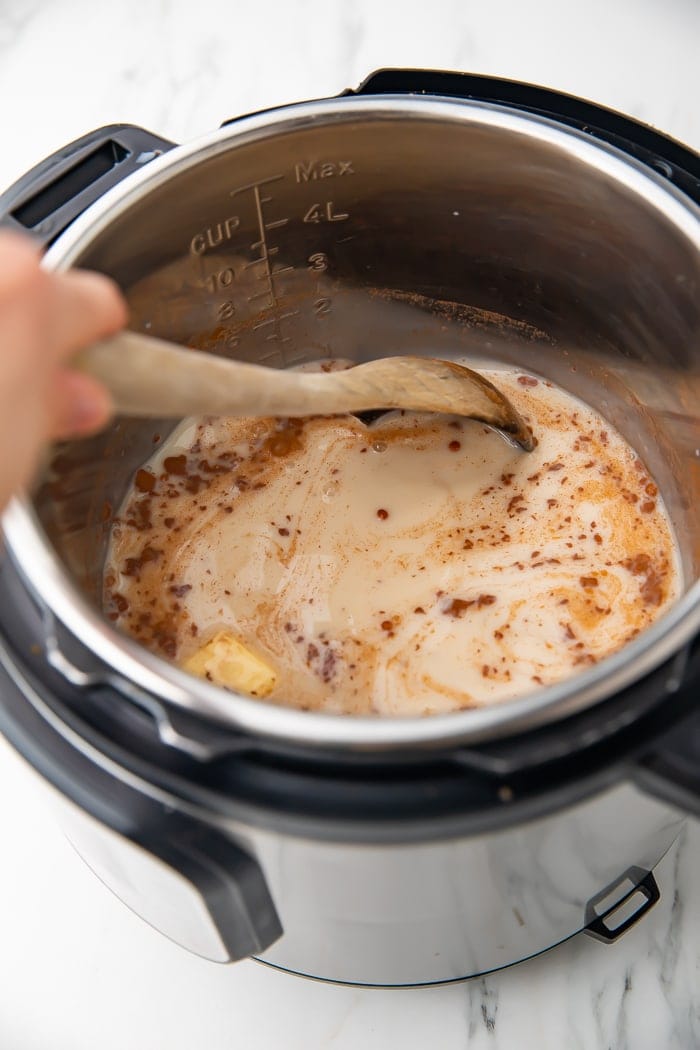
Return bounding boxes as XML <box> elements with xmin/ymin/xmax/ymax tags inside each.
<box><xmin>28</xmin><ymin>104</ymin><xmax>700</xmax><ymax>703</ymax></box>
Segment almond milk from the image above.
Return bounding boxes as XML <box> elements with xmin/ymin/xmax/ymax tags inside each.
<box><xmin>104</xmin><ymin>367</ymin><xmax>681</xmax><ymax>716</ymax></box>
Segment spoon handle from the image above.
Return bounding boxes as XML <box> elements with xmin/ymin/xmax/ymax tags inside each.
<box><xmin>75</xmin><ymin>331</ymin><xmax>349</xmax><ymax>418</ymax></box>
<box><xmin>75</xmin><ymin>330</ymin><xmax>534</xmax><ymax>450</ymax></box>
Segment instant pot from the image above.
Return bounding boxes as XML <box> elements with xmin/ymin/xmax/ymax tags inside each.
<box><xmin>0</xmin><ymin>69</ymin><xmax>699</xmax><ymax>986</ymax></box>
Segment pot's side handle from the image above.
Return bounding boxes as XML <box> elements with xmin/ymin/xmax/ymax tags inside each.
<box><xmin>350</xmin><ymin>69</ymin><xmax>700</xmax><ymax>205</ymax></box>
<box><xmin>127</xmin><ymin>812</ymin><xmax>284</xmax><ymax>961</ymax></box>
<box><xmin>0</xmin><ymin>125</ymin><xmax>176</xmax><ymax>249</ymax></box>
<box><xmin>0</xmin><ymin>632</ymin><xmax>282</xmax><ymax>962</ymax></box>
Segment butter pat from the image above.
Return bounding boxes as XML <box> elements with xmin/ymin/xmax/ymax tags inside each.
<box><xmin>183</xmin><ymin>631</ymin><xmax>277</xmax><ymax>698</ymax></box>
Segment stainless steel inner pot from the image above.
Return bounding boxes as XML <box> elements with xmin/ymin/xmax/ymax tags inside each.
<box><xmin>4</xmin><ymin>96</ymin><xmax>700</xmax><ymax>749</ymax></box>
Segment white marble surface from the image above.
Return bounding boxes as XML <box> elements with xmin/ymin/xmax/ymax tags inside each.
<box><xmin>1</xmin><ymin>0</ymin><xmax>699</xmax><ymax>1047</ymax></box>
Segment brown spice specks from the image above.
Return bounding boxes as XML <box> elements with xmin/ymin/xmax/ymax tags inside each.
<box><xmin>134</xmin><ymin>469</ymin><xmax>156</xmax><ymax>493</ymax></box>
<box><xmin>164</xmin><ymin>454</ymin><xmax>187</xmax><ymax>476</ymax></box>
<box><xmin>622</xmin><ymin>553</ymin><xmax>667</xmax><ymax>607</ymax></box>
<box><xmin>104</xmin><ymin>372</ymin><xmax>678</xmax><ymax>715</ymax></box>
<box><xmin>443</xmin><ymin>594</ymin><xmax>496</xmax><ymax>618</ymax></box>
<box><xmin>169</xmin><ymin>583</ymin><xmax>192</xmax><ymax>598</ymax></box>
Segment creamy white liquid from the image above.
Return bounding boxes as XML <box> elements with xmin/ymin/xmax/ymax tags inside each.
<box><xmin>104</xmin><ymin>366</ymin><xmax>681</xmax><ymax>716</ymax></box>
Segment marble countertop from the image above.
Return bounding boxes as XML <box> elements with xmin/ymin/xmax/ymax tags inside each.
<box><xmin>1</xmin><ymin>0</ymin><xmax>699</xmax><ymax>1047</ymax></box>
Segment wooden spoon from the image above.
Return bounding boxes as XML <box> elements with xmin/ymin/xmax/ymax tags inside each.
<box><xmin>75</xmin><ymin>331</ymin><xmax>535</xmax><ymax>451</ymax></box>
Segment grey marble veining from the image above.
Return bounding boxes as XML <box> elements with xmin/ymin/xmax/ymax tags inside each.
<box><xmin>0</xmin><ymin>1</ymin><xmax>699</xmax><ymax>1047</ymax></box>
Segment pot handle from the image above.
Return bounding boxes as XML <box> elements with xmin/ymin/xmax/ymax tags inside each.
<box><xmin>350</xmin><ymin>69</ymin><xmax>700</xmax><ymax>205</ymax></box>
<box><xmin>0</xmin><ymin>125</ymin><xmax>176</xmax><ymax>249</ymax></box>
<box><xmin>583</xmin><ymin>865</ymin><xmax>660</xmax><ymax>943</ymax></box>
<box><xmin>118</xmin><ymin>810</ymin><xmax>284</xmax><ymax>962</ymax></box>
<box><xmin>62</xmin><ymin>799</ymin><xmax>284</xmax><ymax>962</ymax></box>
<box><xmin>0</xmin><ymin>629</ymin><xmax>282</xmax><ymax>962</ymax></box>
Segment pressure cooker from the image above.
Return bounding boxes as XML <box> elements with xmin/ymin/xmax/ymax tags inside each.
<box><xmin>0</xmin><ymin>69</ymin><xmax>699</xmax><ymax>986</ymax></box>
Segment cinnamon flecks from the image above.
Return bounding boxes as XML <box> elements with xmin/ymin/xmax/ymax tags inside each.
<box><xmin>103</xmin><ymin>365</ymin><xmax>679</xmax><ymax>717</ymax></box>
<box><xmin>621</xmin><ymin>552</ymin><xmax>667</xmax><ymax>607</ymax></box>
<box><xmin>443</xmin><ymin>595</ymin><xmax>496</xmax><ymax>618</ymax></box>
<box><xmin>169</xmin><ymin>583</ymin><xmax>192</xmax><ymax>598</ymax></box>
<box><xmin>135</xmin><ymin>469</ymin><xmax>156</xmax><ymax>493</ymax></box>
<box><xmin>164</xmin><ymin>455</ymin><xmax>187</xmax><ymax>476</ymax></box>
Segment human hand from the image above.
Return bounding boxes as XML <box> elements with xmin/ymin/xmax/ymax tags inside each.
<box><xmin>0</xmin><ymin>231</ymin><xmax>126</xmax><ymax>511</ymax></box>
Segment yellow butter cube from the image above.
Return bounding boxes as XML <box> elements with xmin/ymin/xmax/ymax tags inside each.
<box><xmin>183</xmin><ymin>631</ymin><xmax>277</xmax><ymax>698</ymax></box>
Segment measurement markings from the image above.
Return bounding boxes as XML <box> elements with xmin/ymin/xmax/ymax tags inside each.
<box><xmin>229</xmin><ymin>175</ymin><xmax>298</xmax><ymax>356</ymax></box>
<box><xmin>253</xmin><ymin>310</ymin><xmax>300</xmax><ymax>343</ymax></box>
<box><xmin>284</xmin><ymin>346</ymin><xmax>316</xmax><ymax>365</ymax></box>
<box><xmin>252</xmin><ymin>311</ymin><xmax>299</xmax><ymax>329</ymax></box>
<box><xmin>251</xmin><ymin>185</ymin><xmax>278</xmax><ymax>312</ymax></box>
<box><xmin>257</xmin><ymin>350</ymin><xmax>284</xmax><ymax>364</ymax></box>
<box><xmin>230</xmin><ymin>174</ymin><xmax>284</xmax><ymax>197</ymax></box>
